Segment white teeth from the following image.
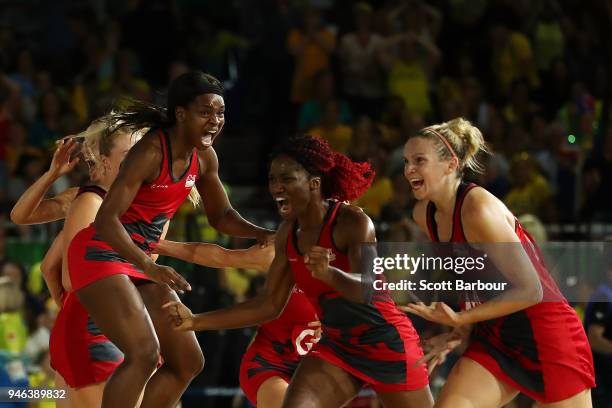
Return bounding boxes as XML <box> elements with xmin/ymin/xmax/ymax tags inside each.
<box><xmin>275</xmin><ymin>197</ymin><xmax>284</xmax><ymax>202</ymax></box>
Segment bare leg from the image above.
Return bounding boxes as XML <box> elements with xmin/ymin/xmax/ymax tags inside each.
<box><xmin>377</xmin><ymin>386</ymin><xmax>433</xmax><ymax>408</ymax></box>
<box><xmin>282</xmin><ymin>357</ymin><xmax>362</xmax><ymax>408</ymax></box>
<box><xmin>435</xmin><ymin>357</ymin><xmax>519</xmax><ymax>408</ymax></box>
<box><xmin>70</xmin><ymin>382</ymin><xmax>105</xmax><ymax>408</ymax></box>
<box><xmin>537</xmin><ymin>389</ymin><xmax>592</xmax><ymax>408</ymax></box>
<box><xmin>137</xmin><ymin>283</ymin><xmax>204</xmax><ymax>408</ymax></box>
<box><xmin>54</xmin><ymin>372</ymin><xmax>71</xmax><ymax>408</ymax></box>
<box><xmin>77</xmin><ymin>275</ymin><xmax>160</xmax><ymax>408</ymax></box>
<box><xmin>257</xmin><ymin>376</ymin><xmax>289</xmax><ymax>408</ymax></box>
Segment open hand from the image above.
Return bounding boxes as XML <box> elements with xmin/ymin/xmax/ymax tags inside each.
<box><xmin>143</xmin><ymin>262</ymin><xmax>191</xmax><ymax>293</ymax></box>
<box><xmin>414</xmin><ymin>331</ymin><xmax>464</xmax><ymax>374</ymax></box>
<box><xmin>50</xmin><ymin>138</ymin><xmax>80</xmax><ymax>178</ymax></box>
<box><xmin>245</xmin><ymin>243</ymin><xmax>275</xmax><ymax>271</ymax></box>
<box><xmin>255</xmin><ymin>230</ymin><xmax>275</xmax><ymax>248</ymax></box>
<box><xmin>162</xmin><ymin>301</ymin><xmax>196</xmax><ymax>331</ymax></box>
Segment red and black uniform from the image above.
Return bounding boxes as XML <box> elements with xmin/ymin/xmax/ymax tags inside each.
<box><xmin>239</xmin><ymin>287</ymin><xmax>318</xmax><ymax>405</ymax></box>
<box><xmin>287</xmin><ymin>200</ymin><xmax>428</xmax><ymax>393</ymax></box>
<box><xmin>68</xmin><ymin>131</ymin><xmax>199</xmax><ymax>290</ymax></box>
<box><xmin>425</xmin><ymin>181</ymin><xmax>595</xmax><ymax>403</ymax></box>
<box><xmin>50</xmin><ymin>185</ymin><xmax>124</xmax><ymax>388</ymax></box>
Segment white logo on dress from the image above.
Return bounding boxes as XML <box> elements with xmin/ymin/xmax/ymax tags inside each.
<box><xmin>151</xmin><ymin>184</ymin><xmax>169</xmax><ymax>189</ymax></box>
<box><xmin>185</xmin><ymin>175</ymin><xmax>196</xmax><ymax>188</ymax></box>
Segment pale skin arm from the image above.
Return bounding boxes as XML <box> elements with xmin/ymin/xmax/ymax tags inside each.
<box><xmin>404</xmin><ymin>191</ymin><xmax>543</xmax><ymax>327</ymax></box>
<box><xmin>155</xmin><ymin>239</ymin><xmax>274</xmax><ymax>272</ymax></box>
<box><xmin>163</xmin><ymin>223</ymin><xmax>294</xmax><ymax>331</ymax></box>
<box><xmin>305</xmin><ymin>207</ymin><xmax>377</xmax><ymax>304</ymax></box>
<box><xmin>61</xmin><ymin>192</ymin><xmax>104</xmax><ymax>292</ymax></box>
<box><xmin>41</xmin><ymin>231</ymin><xmax>66</xmax><ymax>307</ymax></box>
<box><xmin>10</xmin><ymin>139</ymin><xmax>80</xmax><ymax>224</ymax></box>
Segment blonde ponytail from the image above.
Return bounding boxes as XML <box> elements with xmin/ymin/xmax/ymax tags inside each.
<box><xmin>414</xmin><ymin>117</ymin><xmax>488</xmax><ymax>174</ymax></box>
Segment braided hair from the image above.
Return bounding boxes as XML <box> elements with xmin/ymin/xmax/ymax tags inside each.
<box><xmin>271</xmin><ymin>135</ymin><xmax>375</xmax><ymax>202</ymax></box>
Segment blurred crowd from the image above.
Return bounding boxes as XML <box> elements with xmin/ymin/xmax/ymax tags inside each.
<box><xmin>0</xmin><ymin>0</ymin><xmax>611</xmax><ymax>406</ymax></box>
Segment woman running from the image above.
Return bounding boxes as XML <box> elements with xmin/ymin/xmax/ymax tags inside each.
<box><xmin>68</xmin><ymin>71</ymin><xmax>273</xmax><ymax>408</ymax></box>
<box><xmin>402</xmin><ymin>118</ymin><xmax>595</xmax><ymax>407</ymax></box>
<box><xmin>163</xmin><ymin>135</ymin><xmax>433</xmax><ymax>408</ymax></box>
<box><xmin>155</xmin><ymin>239</ymin><xmax>320</xmax><ymax>408</ymax></box>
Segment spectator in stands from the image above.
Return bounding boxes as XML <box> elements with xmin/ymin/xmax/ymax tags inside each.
<box><xmin>308</xmin><ymin>100</ymin><xmax>353</xmax><ymax>154</ymax></box>
<box><xmin>581</xmin><ymin>127</ymin><xmax>612</xmax><ymax>221</ymax></box>
<box><xmin>287</xmin><ymin>8</ymin><xmax>336</xmax><ymax>104</ymax></box>
<box><xmin>504</xmin><ymin>152</ymin><xmax>553</xmax><ymax>220</ymax></box>
<box><xmin>28</xmin><ymin>89</ymin><xmax>68</xmax><ymax>149</ymax></box>
<box><xmin>298</xmin><ymin>70</ymin><xmax>352</xmax><ymax>131</ymax></box>
<box><xmin>338</xmin><ymin>2</ymin><xmax>385</xmax><ymax>118</ymax></box>
<box><xmin>379</xmin><ymin>31</ymin><xmax>440</xmax><ymax>118</ymax></box>
<box><xmin>583</xmin><ymin>248</ymin><xmax>612</xmax><ymax>407</ymax></box>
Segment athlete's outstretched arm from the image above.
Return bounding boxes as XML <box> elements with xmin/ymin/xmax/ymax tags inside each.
<box><xmin>93</xmin><ymin>134</ymin><xmax>190</xmax><ymax>292</ymax></box>
<box><xmin>155</xmin><ymin>240</ymin><xmax>274</xmax><ymax>272</ymax></box>
<box><xmin>163</xmin><ymin>223</ymin><xmax>294</xmax><ymax>331</ymax></box>
<box><xmin>196</xmin><ymin>148</ymin><xmax>274</xmax><ymax>245</ymax></box>
<box><xmin>41</xmin><ymin>231</ymin><xmax>65</xmax><ymax>307</ymax></box>
<box><xmin>305</xmin><ymin>207</ymin><xmax>376</xmax><ymax>304</ymax></box>
<box><xmin>10</xmin><ymin>139</ymin><xmax>79</xmax><ymax>224</ymax></box>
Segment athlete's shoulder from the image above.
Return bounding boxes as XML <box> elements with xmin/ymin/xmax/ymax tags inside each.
<box><xmin>336</xmin><ymin>202</ymin><xmax>375</xmax><ymax>239</ymax></box>
<box><xmin>130</xmin><ymin>129</ymin><xmax>163</xmax><ymax>159</ymax></box>
<box><xmin>462</xmin><ymin>185</ymin><xmax>507</xmax><ymax>219</ymax></box>
<box><xmin>338</xmin><ymin>202</ymin><xmax>371</xmax><ymax>223</ymax></box>
<box><xmin>196</xmin><ymin>146</ymin><xmax>218</xmax><ymax>174</ymax></box>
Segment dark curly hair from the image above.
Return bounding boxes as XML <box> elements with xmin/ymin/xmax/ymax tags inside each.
<box><xmin>271</xmin><ymin>135</ymin><xmax>375</xmax><ymax>202</ymax></box>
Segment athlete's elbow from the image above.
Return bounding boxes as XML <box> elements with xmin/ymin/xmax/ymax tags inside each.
<box><xmin>93</xmin><ymin>209</ymin><xmax>113</xmax><ymax>236</ymax></box>
<box><xmin>526</xmin><ymin>282</ymin><xmax>543</xmax><ymax>304</ymax></box>
<box><xmin>9</xmin><ymin>208</ymin><xmax>26</xmax><ymax>225</ymax></box>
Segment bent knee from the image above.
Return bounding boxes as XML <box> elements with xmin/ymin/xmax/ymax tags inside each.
<box><xmin>170</xmin><ymin>348</ymin><xmax>205</xmax><ymax>382</ymax></box>
<box><xmin>125</xmin><ymin>339</ymin><xmax>161</xmax><ymax>372</ymax></box>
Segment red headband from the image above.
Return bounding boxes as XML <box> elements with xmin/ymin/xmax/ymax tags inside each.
<box><xmin>423</xmin><ymin>127</ymin><xmax>458</xmax><ymax>161</ymax></box>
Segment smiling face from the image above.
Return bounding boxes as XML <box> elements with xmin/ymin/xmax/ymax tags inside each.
<box><xmin>177</xmin><ymin>93</ymin><xmax>225</xmax><ymax>151</ymax></box>
<box><xmin>268</xmin><ymin>155</ymin><xmax>320</xmax><ymax>220</ymax></box>
<box><xmin>403</xmin><ymin>136</ymin><xmax>457</xmax><ymax>200</ymax></box>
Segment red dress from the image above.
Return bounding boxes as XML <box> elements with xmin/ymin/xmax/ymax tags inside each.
<box><xmin>239</xmin><ymin>287</ymin><xmax>318</xmax><ymax>405</ymax></box>
<box><xmin>68</xmin><ymin>130</ymin><xmax>199</xmax><ymax>290</ymax></box>
<box><xmin>425</xmin><ymin>182</ymin><xmax>595</xmax><ymax>403</ymax></box>
<box><xmin>287</xmin><ymin>200</ymin><xmax>428</xmax><ymax>393</ymax></box>
<box><xmin>49</xmin><ymin>186</ymin><xmax>123</xmax><ymax>388</ymax></box>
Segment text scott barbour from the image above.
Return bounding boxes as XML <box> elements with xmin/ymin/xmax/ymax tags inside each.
<box><xmin>372</xmin><ymin>279</ymin><xmax>508</xmax><ymax>291</ymax></box>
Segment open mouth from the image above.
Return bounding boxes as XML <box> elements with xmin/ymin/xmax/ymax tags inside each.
<box><xmin>201</xmin><ymin>134</ymin><xmax>213</xmax><ymax>147</ymax></box>
<box><xmin>409</xmin><ymin>178</ymin><xmax>424</xmax><ymax>191</ymax></box>
<box><xmin>275</xmin><ymin>197</ymin><xmax>291</xmax><ymax>215</ymax></box>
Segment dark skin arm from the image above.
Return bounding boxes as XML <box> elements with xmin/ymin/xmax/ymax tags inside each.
<box><xmin>196</xmin><ymin>148</ymin><xmax>274</xmax><ymax>245</ymax></box>
<box><xmin>163</xmin><ymin>222</ymin><xmax>295</xmax><ymax>331</ymax></box>
<box><xmin>305</xmin><ymin>205</ymin><xmax>377</xmax><ymax>304</ymax></box>
<box><xmin>93</xmin><ymin>132</ymin><xmax>190</xmax><ymax>292</ymax></box>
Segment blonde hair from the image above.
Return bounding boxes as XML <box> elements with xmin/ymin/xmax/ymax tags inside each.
<box><xmin>413</xmin><ymin>117</ymin><xmax>488</xmax><ymax>174</ymax></box>
<box><xmin>64</xmin><ymin>115</ymin><xmax>202</xmax><ymax>208</ymax></box>
<box><xmin>187</xmin><ymin>187</ymin><xmax>201</xmax><ymax>207</ymax></box>
<box><xmin>0</xmin><ymin>277</ymin><xmax>24</xmax><ymax>313</ymax></box>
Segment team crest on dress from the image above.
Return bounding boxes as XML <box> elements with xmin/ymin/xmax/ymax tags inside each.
<box><xmin>185</xmin><ymin>175</ymin><xmax>196</xmax><ymax>188</ymax></box>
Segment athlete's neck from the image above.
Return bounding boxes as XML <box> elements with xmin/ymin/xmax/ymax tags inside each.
<box><xmin>297</xmin><ymin>199</ymin><xmax>329</xmax><ymax>230</ymax></box>
<box><xmin>429</xmin><ymin>177</ymin><xmax>462</xmax><ymax>216</ymax></box>
<box><xmin>167</xmin><ymin>127</ymin><xmax>193</xmax><ymax>160</ymax></box>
